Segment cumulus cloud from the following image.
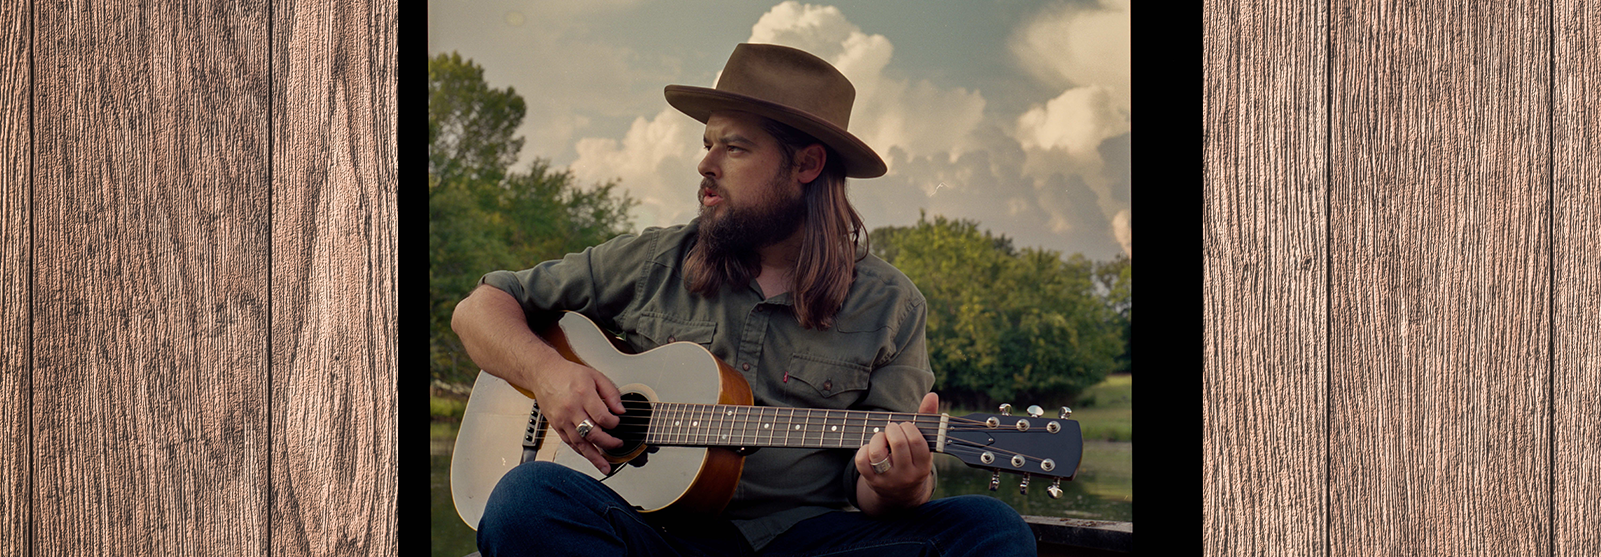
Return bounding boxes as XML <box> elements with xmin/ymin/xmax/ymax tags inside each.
<box><xmin>428</xmin><ymin>0</ymin><xmax>683</xmax><ymax>165</ymax></box>
<box><xmin>748</xmin><ymin>2</ymin><xmax>987</xmax><ymax>162</ymax></box>
<box><xmin>1012</xmin><ymin>0</ymin><xmax>1131</xmax><ymax>110</ymax></box>
<box><xmin>562</xmin><ymin>1</ymin><xmax>1130</xmax><ymax>259</ymax></box>
<box><xmin>569</xmin><ymin>108</ymin><xmax>704</xmax><ymax>229</ymax></box>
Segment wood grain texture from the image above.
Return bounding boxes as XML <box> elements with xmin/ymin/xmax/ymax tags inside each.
<box><xmin>1554</xmin><ymin>0</ymin><xmax>1601</xmax><ymax>554</ymax></box>
<box><xmin>1203</xmin><ymin>0</ymin><xmax>1328</xmax><ymax>555</ymax></box>
<box><xmin>270</xmin><ymin>0</ymin><xmax>398</xmax><ymax>554</ymax></box>
<box><xmin>32</xmin><ymin>0</ymin><xmax>272</xmax><ymax>554</ymax></box>
<box><xmin>1</xmin><ymin>0</ymin><xmax>28</xmax><ymax>554</ymax></box>
<box><xmin>1328</xmin><ymin>1</ymin><xmax>1550</xmax><ymax>555</ymax></box>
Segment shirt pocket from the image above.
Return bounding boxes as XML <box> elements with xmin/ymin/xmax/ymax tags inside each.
<box><xmin>782</xmin><ymin>353</ymin><xmax>871</xmax><ymax>409</ymax></box>
<box><xmin>633</xmin><ymin>311</ymin><xmax>717</xmax><ymax>350</ymax></box>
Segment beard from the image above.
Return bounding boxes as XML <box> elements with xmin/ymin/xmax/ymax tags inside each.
<box><xmin>696</xmin><ymin>173</ymin><xmax>806</xmax><ymax>260</ymax></box>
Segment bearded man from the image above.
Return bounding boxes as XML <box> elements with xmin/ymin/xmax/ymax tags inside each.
<box><xmin>451</xmin><ymin>43</ymin><xmax>1036</xmax><ymax>557</ymax></box>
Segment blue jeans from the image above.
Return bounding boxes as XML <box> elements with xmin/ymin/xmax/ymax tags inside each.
<box><xmin>477</xmin><ymin>461</ymin><xmax>1036</xmax><ymax>557</ymax></box>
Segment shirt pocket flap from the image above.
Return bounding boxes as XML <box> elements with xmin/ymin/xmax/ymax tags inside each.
<box><xmin>785</xmin><ymin>354</ymin><xmax>870</xmax><ymax>399</ymax></box>
<box><xmin>636</xmin><ymin>311</ymin><xmax>717</xmax><ymax>347</ymax></box>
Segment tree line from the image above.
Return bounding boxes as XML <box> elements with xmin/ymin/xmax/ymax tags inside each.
<box><xmin>429</xmin><ymin>52</ymin><xmax>1130</xmax><ymax>408</ymax></box>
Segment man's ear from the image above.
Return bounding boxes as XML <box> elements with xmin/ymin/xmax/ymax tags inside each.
<box><xmin>794</xmin><ymin>144</ymin><xmax>826</xmax><ymax>184</ymax></box>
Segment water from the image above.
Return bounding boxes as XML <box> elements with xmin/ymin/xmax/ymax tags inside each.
<box><xmin>430</xmin><ymin>422</ymin><xmax>1130</xmax><ymax>557</ymax></box>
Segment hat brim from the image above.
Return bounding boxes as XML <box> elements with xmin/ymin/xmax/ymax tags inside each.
<box><xmin>665</xmin><ymin>85</ymin><xmax>887</xmax><ymax>179</ymax></box>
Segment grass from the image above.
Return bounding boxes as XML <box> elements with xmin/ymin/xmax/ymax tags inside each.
<box><xmin>431</xmin><ymin>394</ymin><xmax>467</xmax><ymax>421</ymax></box>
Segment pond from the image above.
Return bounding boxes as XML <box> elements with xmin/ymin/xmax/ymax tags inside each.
<box><xmin>430</xmin><ymin>421</ymin><xmax>1130</xmax><ymax>557</ymax></box>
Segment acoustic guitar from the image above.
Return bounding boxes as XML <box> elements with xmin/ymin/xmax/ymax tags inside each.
<box><xmin>450</xmin><ymin>311</ymin><xmax>1083</xmax><ymax>530</ymax></box>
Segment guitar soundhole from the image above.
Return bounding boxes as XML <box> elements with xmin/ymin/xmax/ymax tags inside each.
<box><xmin>604</xmin><ymin>392</ymin><xmax>652</xmax><ymax>458</ymax></box>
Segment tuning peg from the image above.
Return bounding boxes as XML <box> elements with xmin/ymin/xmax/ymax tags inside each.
<box><xmin>1047</xmin><ymin>478</ymin><xmax>1063</xmax><ymax>499</ymax></box>
<box><xmin>989</xmin><ymin>470</ymin><xmax>1001</xmax><ymax>491</ymax></box>
<box><xmin>1027</xmin><ymin>405</ymin><xmax>1043</xmax><ymax>417</ymax></box>
<box><xmin>999</xmin><ymin>403</ymin><xmax>1012</xmax><ymax>416</ymax></box>
<box><xmin>1019</xmin><ymin>473</ymin><xmax>1031</xmax><ymax>495</ymax></box>
<box><xmin>1059</xmin><ymin>406</ymin><xmax>1072</xmax><ymax>419</ymax></box>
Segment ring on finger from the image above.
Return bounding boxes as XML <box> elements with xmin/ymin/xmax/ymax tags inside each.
<box><xmin>871</xmin><ymin>456</ymin><xmax>892</xmax><ymax>474</ymax></box>
<box><xmin>576</xmin><ymin>419</ymin><xmax>595</xmax><ymax>439</ymax></box>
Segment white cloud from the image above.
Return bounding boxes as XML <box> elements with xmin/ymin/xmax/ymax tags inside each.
<box><xmin>569</xmin><ymin>108</ymin><xmax>705</xmax><ymax>228</ymax></box>
<box><xmin>1112</xmin><ymin>209</ymin><xmax>1131</xmax><ymax>257</ymax></box>
<box><xmin>1011</xmin><ymin>0</ymin><xmax>1131</xmax><ymax>111</ymax></box>
<box><xmin>428</xmin><ymin>0</ymin><xmax>683</xmax><ymax>166</ymax></box>
<box><xmin>550</xmin><ymin>1</ymin><xmax>1129</xmax><ymax>259</ymax></box>
<box><xmin>746</xmin><ymin>1</ymin><xmax>986</xmax><ymax>164</ymax></box>
<box><xmin>1016</xmin><ymin>85</ymin><xmax>1127</xmax><ymax>157</ymax></box>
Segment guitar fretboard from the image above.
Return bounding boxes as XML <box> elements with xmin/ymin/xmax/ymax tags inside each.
<box><xmin>644</xmin><ymin>403</ymin><xmax>946</xmax><ymax>451</ymax></box>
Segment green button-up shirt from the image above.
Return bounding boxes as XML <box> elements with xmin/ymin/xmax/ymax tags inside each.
<box><xmin>478</xmin><ymin>218</ymin><xmax>934</xmax><ymax>550</ymax></box>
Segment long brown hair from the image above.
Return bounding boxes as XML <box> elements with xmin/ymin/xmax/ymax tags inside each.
<box><xmin>685</xmin><ymin>116</ymin><xmax>868</xmax><ymax>330</ymax></box>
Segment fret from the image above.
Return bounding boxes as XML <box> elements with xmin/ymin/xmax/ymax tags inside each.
<box><xmin>641</xmin><ymin>405</ymin><xmax>951</xmax><ymax>451</ymax></box>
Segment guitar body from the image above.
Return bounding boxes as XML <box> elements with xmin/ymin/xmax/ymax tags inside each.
<box><xmin>450</xmin><ymin>311</ymin><xmax>751</xmax><ymax>530</ymax></box>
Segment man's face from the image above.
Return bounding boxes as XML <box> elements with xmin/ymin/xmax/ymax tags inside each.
<box><xmin>696</xmin><ymin>111</ymin><xmax>805</xmax><ymax>253</ymax></box>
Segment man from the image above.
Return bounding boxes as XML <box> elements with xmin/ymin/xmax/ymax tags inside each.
<box><xmin>452</xmin><ymin>43</ymin><xmax>1035</xmax><ymax>556</ymax></box>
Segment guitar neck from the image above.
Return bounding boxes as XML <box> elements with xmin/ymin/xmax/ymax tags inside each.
<box><xmin>643</xmin><ymin>402</ymin><xmax>947</xmax><ymax>452</ymax></box>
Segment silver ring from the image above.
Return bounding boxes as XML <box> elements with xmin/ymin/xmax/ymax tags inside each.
<box><xmin>576</xmin><ymin>419</ymin><xmax>595</xmax><ymax>439</ymax></box>
<box><xmin>871</xmin><ymin>457</ymin><xmax>891</xmax><ymax>474</ymax></box>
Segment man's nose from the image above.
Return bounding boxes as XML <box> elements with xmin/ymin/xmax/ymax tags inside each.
<box><xmin>697</xmin><ymin>149</ymin><xmax>718</xmax><ymax>178</ymax></box>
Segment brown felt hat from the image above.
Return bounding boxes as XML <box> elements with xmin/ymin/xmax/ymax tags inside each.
<box><xmin>665</xmin><ymin>43</ymin><xmax>887</xmax><ymax>179</ymax></box>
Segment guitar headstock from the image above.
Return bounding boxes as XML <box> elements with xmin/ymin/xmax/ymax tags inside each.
<box><xmin>945</xmin><ymin>404</ymin><xmax>1082</xmax><ymax>498</ymax></box>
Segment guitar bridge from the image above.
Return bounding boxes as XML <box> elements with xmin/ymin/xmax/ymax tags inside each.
<box><xmin>521</xmin><ymin>400</ymin><xmax>544</xmax><ymax>464</ymax></box>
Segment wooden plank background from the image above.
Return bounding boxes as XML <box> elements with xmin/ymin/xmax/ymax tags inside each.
<box><xmin>1</xmin><ymin>0</ymin><xmax>396</xmax><ymax>555</ymax></box>
<box><xmin>1206</xmin><ymin>0</ymin><xmax>1599</xmax><ymax>555</ymax></box>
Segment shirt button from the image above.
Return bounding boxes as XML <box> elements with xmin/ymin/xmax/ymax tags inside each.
<box><xmin>742</xmin><ymin>363</ymin><xmax>751</xmax><ymax>371</ymax></box>
<box><xmin>823</xmin><ymin>380</ymin><xmax>832</xmax><ymax>391</ymax></box>
<box><xmin>667</xmin><ymin>336</ymin><xmax>675</xmax><ymax>343</ymax></box>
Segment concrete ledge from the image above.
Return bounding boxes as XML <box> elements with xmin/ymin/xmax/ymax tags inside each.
<box><xmin>1025</xmin><ymin>516</ymin><xmax>1132</xmax><ymax>555</ymax></box>
<box><xmin>466</xmin><ymin>516</ymin><xmax>1133</xmax><ymax>556</ymax></box>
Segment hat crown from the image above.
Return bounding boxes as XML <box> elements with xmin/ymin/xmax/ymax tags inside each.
<box><xmin>664</xmin><ymin>42</ymin><xmax>887</xmax><ymax>178</ymax></box>
<box><xmin>714</xmin><ymin>44</ymin><xmax>855</xmax><ymax>131</ymax></box>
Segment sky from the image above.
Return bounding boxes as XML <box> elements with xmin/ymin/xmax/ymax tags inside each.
<box><xmin>428</xmin><ymin>0</ymin><xmax>1130</xmax><ymax>260</ymax></box>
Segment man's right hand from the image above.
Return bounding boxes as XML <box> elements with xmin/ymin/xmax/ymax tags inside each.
<box><xmin>451</xmin><ymin>284</ymin><xmax>627</xmax><ymax>475</ymax></box>
<box><xmin>526</xmin><ymin>357</ymin><xmax>628</xmax><ymax>475</ymax></box>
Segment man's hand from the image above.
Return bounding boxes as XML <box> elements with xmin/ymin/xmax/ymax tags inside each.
<box><xmin>528</xmin><ymin>358</ymin><xmax>628</xmax><ymax>475</ymax></box>
<box><xmin>451</xmin><ymin>285</ymin><xmax>626</xmax><ymax>474</ymax></box>
<box><xmin>853</xmin><ymin>392</ymin><xmax>939</xmax><ymax>516</ymax></box>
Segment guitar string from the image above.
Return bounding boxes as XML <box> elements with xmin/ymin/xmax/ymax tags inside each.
<box><xmin>603</xmin><ymin>402</ymin><xmax>1060</xmax><ymax>445</ymax></box>
<box><xmin>565</xmin><ymin>403</ymin><xmax>1061</xmax><ymax>465</ymax></box>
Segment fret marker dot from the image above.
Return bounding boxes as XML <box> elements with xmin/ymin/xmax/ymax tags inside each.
<box><xmin>764</xmin><ymin>424</ymin><xmax>770</xmax><ymax>429</ymax></box>
<box><xmin>795</xmin><ymin>425</ymin><xmax>802</xmax><ymax>430</ymax></box>
<box><xmin>727</xmin><ymin>410</ymin><xmax>734</xmax><ymax>416</ymax></box>
<box><xmin>721</xmin><ymin>434</ymin><xmax>728</xmax><ymax>440</ymax></box>
<box><xmin>693</xmin><ymin>421</ymin><xmax>699</xmax><ymax>427</ymax></box>
<box><xmin>874</xmin><ymin>427</ymin><xmax>880</xmax><ymax>433</ymax></box>
<box><xmin>675</xmin><ymin>421</ymin><xmax>681</xmax><ymax>426</ymax></box>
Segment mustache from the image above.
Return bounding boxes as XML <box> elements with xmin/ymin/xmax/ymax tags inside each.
<box><xmin>699</xmin><ymin>177</ymin><xmax>720</xmax><ymax>194</ymax></box>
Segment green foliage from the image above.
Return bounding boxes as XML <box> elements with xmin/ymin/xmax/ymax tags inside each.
<box><xmin>872</xmin><ymin>213</ymin><xmax>1128</xmax><ymax>408</ymax></box>
<box><xmin>430</xmin><ymin>52</ymin><xmax>637</xmax><ymax>386</ymax></box>
<box><xmin>429</xmin><ymin>52</ymin><xmax>527</xmax><ymax>189</ymax></box>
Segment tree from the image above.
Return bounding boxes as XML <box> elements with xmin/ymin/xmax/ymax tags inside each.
<box><xmin>871</xmin><ymin>213</ymin><xmax>1126</xmax><ymax>408</ymax></box>
<box><xmin>429</xmin><ymin>52</ymin><xmax>528</xmax><ymax>192</ymax></box>
<box><xmin>429</xmin><ymin>52</ymin><xmax>638</xmax><ymax>386</ymax></box>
